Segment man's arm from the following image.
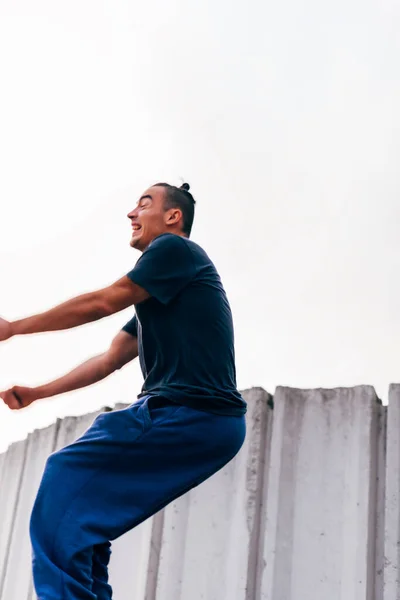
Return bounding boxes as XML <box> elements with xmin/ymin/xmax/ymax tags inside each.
<box><xmin>36</xmin><ymin>329</ymin><xmax>139</xmax><ymax>399</ymax></box>
<box><xmin>0</xmin><ymin>329</ymin><xmax>139</xmax><ymax>409</ymax></box>
<box><xmin>6</xmin><ymin>276</ymin><xmax>149</xmax><ymax>338</ymax></box>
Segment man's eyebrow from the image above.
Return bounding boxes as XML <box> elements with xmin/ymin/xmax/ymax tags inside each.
<box><xmin>138</xmin><ymin>194</ymin><xmax>152</xmax><ymax>204</ymax></box>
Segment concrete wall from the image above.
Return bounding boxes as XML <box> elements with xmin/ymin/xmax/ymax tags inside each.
<box><xmin>0</xmin><ymin>385</ymin><xmax>397</xmax><ymax>600</ymax></box>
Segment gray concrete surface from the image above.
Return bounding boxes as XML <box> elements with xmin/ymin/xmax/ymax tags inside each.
<box><xmin>0</xmin><ymin>386</ymin><xmax>395</xmax><ymax>600</ymax></box>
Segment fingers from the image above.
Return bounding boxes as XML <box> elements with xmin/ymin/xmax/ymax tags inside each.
<box><xmin>11</xmin><ymin>393</ymin><xmax>23</xmax><ymax>409</ymax></box>
<box><xmin>0</xmin><ymin>389</ymin><xmax>23</xmax><ymax>410</ymax></box>
<box><xmin>12</xmin><ymin>390</ymin><xmax>23</xmax><ymax>407</ymax></box>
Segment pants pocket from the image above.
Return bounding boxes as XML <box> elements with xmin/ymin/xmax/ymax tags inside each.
<box><xmin>91</xmin><ymin>402</ymin><xmax>148</xmax><ymax>438</ymax></box>
<box><xmin>145</xmin><ymin>395</ymin><xmax>183</xmax><ymax>428</ymax></box>
<box><xmin>137</xmin><ymin>396</ymin><xmax>153</xmax><ymax>432</ymax></box>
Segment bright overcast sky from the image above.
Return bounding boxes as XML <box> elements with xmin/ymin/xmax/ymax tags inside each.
<box><xmin>0</xmin><ymin>0</ymin><xmax>399</xmax><ymax>451</ymax></box>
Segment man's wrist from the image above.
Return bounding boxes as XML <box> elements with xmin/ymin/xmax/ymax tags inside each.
<box><xmin>34</xmin><ymin>385</ymin><xmax>50</xmax><ymax>400</ymax></box>
<box><xmin>10</xmin><ymin>318</ymin><xmax>38</xmax><ymax>336</ymax></box>
<box><xmin>9</xmin><ymin>321</ymin><xmax>18</xmax><ymax>337</ymax></box>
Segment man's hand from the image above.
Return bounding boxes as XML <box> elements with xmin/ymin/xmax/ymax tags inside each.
<box><xmin>0</xmin><ymin>317</ymin><xmax>12</xmax><ymax>342</ymax></box>
<box><xmin>0</xmin><ymin>385</ymin><xmax>39</xmax><ymax>410</ymax></box>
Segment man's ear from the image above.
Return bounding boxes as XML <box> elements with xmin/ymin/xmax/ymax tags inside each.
<box><xmin>166</xmin><ymin>208</ymin><xmax>183</xmax><ymax>226</ymax></box>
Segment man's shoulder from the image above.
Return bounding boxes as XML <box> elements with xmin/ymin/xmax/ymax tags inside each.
<box><xmin>146</xmin><ymin>233</ymin><xmax>194</xmax><ymax>255</ymax></box>
<box><xmin>150</xmin><ymin>233</ymin><xmax>201</xmax><ymax>248</ymax></box>
<box><xmin>180</xmin><ymin>236</ymin><xmax>210</xmax><ymax>259</ymax></box>
<box><xmin>148</xmin><ymin>232</ymin><xmax>186</xmax><ymax>249</ymax></box>
<box><xmin>149</xmin><ymin>234</ymin><xmax>211</xmax><ymax>262</ymax></box>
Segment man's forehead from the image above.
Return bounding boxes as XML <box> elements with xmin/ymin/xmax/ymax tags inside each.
<box><xmin>138</xmin><ymin>186</ymin><xmax>164</xmax><ymax>202</ymax></box>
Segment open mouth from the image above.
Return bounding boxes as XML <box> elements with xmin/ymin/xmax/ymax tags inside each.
<box><xmin>131</xmin><ymin>225</ymin><xmax>142</xmax><ymax>233</ymax></box>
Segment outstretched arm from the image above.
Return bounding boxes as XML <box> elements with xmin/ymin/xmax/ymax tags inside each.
<box><xmin>0</xmin><ymin>276</ymin><xmax>149</xmax><ymax>340</ymax></box>
<box><xmin>0</xmin><ymin>329</ymin><xmax>139</xmax><ymax>410</ymax></box>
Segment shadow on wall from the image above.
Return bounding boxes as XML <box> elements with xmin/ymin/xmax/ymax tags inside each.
<box><xmin>0</xmin><ymin>384</ymin><xmax>398</xmax><ymax>600</ymax></box>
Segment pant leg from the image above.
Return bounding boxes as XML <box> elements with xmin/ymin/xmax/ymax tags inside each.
<box><xmin>30</xmin><ymin>396</ymin><xmax>246</xmax><ymax>600</ymax></box>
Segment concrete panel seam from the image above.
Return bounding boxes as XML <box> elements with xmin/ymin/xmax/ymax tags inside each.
<box><xmin>245</xmin><ymin>390</ymin><xmax>273</xmax><ymax>600</ymax></box>
<box><xmin>373</xmin><ymin>404</ymin><xmax>387</xmax><ymax>600</ymax></box>
<box><xmin>365</xmin><ymin>399</ymin><xmax>384</xmax><ymax>600</ymax></box>
<box><xmin>144</xmin><ymin>511</ymin><xmax>165</xmax><ymax>600</ymax></box>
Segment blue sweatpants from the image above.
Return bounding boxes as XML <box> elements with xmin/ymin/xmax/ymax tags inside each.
<box><xmin>30</xmin><ymin>396</ymin><xmax>246</xmax><ymax>599</ymax></box>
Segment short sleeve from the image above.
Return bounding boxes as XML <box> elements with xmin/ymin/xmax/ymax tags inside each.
<box><xmin>126</xmin><ymin>234</ymin><xmax>195</xmax><ymax>305</ymax></box>
<box><xmin>121</xmin><ymin>315</ymin><xmax>138</xmax><ymax>337</ymax></box>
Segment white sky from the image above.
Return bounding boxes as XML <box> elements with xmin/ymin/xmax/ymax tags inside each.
<box><xmin>1</xmin><ymin>0</ymin><xmax>399</xmax><ymax>451</ymax></box>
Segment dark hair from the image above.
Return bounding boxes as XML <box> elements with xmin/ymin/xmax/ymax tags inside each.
<box><xmin>153</xmin><ymin>182</ymin><xmax>196</xmax><ymax>236</ymax></box>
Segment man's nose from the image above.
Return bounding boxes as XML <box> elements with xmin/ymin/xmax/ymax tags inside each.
<box><xmin>127</xmin><ymin>208</ymin><xmax>138</xmax><ymax>219</ymax></box>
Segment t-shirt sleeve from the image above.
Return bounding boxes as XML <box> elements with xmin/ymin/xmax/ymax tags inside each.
<box><xmin>126</xmin><ymin>234</ymin><xmax>195</xmax><ymax>305</ymax></box>
<box><xmin>121</xmin><ymin>315</ymin><xmax>138</xmax><ymax>337</ymax></box>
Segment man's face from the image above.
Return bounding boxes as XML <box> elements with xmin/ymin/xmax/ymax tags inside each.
<box><xmin>127</xmin><ymin>186</ymin><xmax>172</xmax><ymax>251</ymax></box>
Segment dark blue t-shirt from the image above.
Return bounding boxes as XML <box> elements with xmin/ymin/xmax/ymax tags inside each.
<box><xmin>122</xmin><ymin>233</ymin><xmax>246</xmax><ymax>416</ymax></box>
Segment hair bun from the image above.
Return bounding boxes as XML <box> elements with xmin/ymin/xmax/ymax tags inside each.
<box><xmin>180</xmin><ymin>182</ymin><xmax>190</xmax><ymax>192</ymax></box>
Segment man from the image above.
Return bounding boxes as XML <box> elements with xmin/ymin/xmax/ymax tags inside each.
<box><xmin>0</xmin><ymin>182</ymin><xmax>246</xmax><ymax>600</ymax></box>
